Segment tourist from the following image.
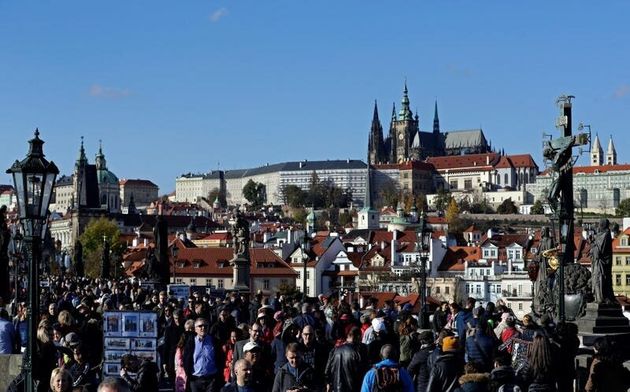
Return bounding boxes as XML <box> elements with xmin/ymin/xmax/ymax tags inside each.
<box><xmin>407</xmin><ymin>330</ymin><xmax>435</xmax><ymax>392</ymax></box>
<box><xmin>272</xmin><ymin>342</ymin><xmax>315</xmax><ymax>392</ymax></box>
<box><xmin>585</xmin><ymin>337</ymin><xmax>630</xmax><ymax>392</ymax></box>
<box><xmin>360</xmin><ymin>344</ymin><xmax>414</xmax><ymax>392</ymax></box>
<box><xmin>183</xmin><ymin>317</ymin><xmax>220</xmax><ymax>392</ymax></box>
<box><xmin>49</xmin><ymin>367</ymin><xmax>73</xmax><ymax>392</ymax></box>
<box><xmin>221</xmin><ymin>359</ymin><xmax>255</xmax><ymax>392</ymax></box>
<box><xmin>325</xmin><ymin>327</ymin><xmax>368</xmax><ymax>392</ymax></box>
<box><xmin>426</xmin><ymin>336</ymin><xmax>464</xmax><ymax>392</ymax></box>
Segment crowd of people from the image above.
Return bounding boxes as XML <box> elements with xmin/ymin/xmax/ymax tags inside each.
<box><xmin>0</xmin><ymin>275</ymin><xmax>629</xmax><ymax>392</ymax></box>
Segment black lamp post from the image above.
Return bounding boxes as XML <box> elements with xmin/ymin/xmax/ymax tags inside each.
<box><xmin>6</xmin><ymin>130</ymin><xmax>58</xmax><ymax>392</ymax></box>
<box><xmin>10</xmin><ymin>229</ymin><xmax>24</xmax><ymax>307</ymax></box>
<box><xmin>416</xmin><ymin>212</ymin><xmax>432</xmax><ymax>329</ymax></box>
<box><xmin>171</xmin><ymin>244</ymin><xmax>179</xmax><ymax>284</ymax></box>
<box><xmin>301</xmin><ymin>236</ymin><xmax>309</xmax><ymax>301</ymax></box>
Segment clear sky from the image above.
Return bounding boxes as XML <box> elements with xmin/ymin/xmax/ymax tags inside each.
<box><xmin>1</xmin><ymin>1</ymin><xmax>629</xmax><ymax>195</ymax></box>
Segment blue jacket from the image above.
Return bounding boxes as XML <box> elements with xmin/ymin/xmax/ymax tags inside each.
<box><xmin>0</xmin><ymin>318</ymin><xmax>16</xmax><ymax>354</ymax></box>
<box><xmin>465</xmin><ymin>331</ymin><xmax>495</xmax><ymax>370</ymax></box>
<box><xmin>360</xmin><ymin>359</ymin><xmax>414</xmax><ymax>392</ymax></box>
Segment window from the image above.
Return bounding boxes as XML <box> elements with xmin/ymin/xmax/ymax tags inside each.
<box><xmin>205</xmin><ymin>279</ymin><xmax>212</xmax><ymax>286</ymax></box>
<box><xmin>450</xmin><ymin>180</ymin><xmax>457</xmax><ymax>190</ymax></box>
<box><xmin>175</xmin><ymin>278</ymin><xmax>183</xmax><ymax>284</ymax></box>
<box><xmin>263</xmin><ymin>280</ymin><xmax>270</xmax><ymax>290</ymax></box>
<box><xmin>627</xmin><ymin>274</ymin><xmax>630</xmax><ymax>286</ymax></box>
<box><xmin>218</xmin><ymin>279</ymin><xmax>224</xmax><ymax>289</ymax></box>
<box><xmin>617</xmin><ymin>257</ymin><xmax>622</xmax><ymax>266</ymax></box>
<box><xmin>626</xmin><ymin>257</ymin><xmax>630</xmax><ymax>266</ymax></box>
<box><xmin>445</xmin><ymin>287</ymin><xmax>450</xmax><ymax>294</ymax></box>
<box><xmin>616</xmin><ymin>274</ymin><xmax>622</xmax><ymax>286</ymax></box>
<box><xmin>306</xmin><ymin>271</ymin><xmax>310</xmax><ymax>279</ymax></box>
<box><xmin>464</xmin><ymin>179</ymin><xmax>472</xmax><ymax>190</ymax></box>
<box><xmin>465</xmin><ymin>284</ymin><xmax>470</xmax><ymax>293</ymax></box>
<box><xmin>518</xmin><ymin>303</ymin><xmax>523</xmax><ymax>311</ymax></box>
<box><xmin>476</xmin><ymin>285</ymin><xmax>481</xmax><ymax>294</ymax></box>
<box><xmin>189</xmin><ymin>278</ymin><xmax>197</xmax><ymax>285</ymax></box>
<box><xmin>435</xmin><ymin>286</ymin><xmax>440</xmax><ymax>294</ymax></box>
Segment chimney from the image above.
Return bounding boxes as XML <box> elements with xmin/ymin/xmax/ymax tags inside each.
<box><xmin>507</xmin><ymin>258</ymin><xmax>512</xmax><ymax>274</ymax></box>
<box><xmin>132</xmin><ymin>238</ymin><xmax>138</xmax><ymax>247</ymax></box>
<box><xmin>391</xmin><ymin>237</ymin><xmax>397</xmax><ymax>266</ymax></box>
<box><xmin>287</xmin><ymin>228</ymin><xmax>292</xmax><ymax>244</ymax></box>
<box><xmin>486</xmin><ymin>155</ymin><xmax>490</xmax><ymax>165</ymax></box>
<box><xmin>381</xmin><ymin>240</ymin><xmax>386</xmax><ymax>249</ymax></box>
<box><xmin>143</xmin><ymin>238</ymin><xmax>148</xmax><ymax>247</ymax></box>
<box><xmin>487</xmin><ymin>228</ymin><xmax>493</xmax><ymax>239</ymax></box>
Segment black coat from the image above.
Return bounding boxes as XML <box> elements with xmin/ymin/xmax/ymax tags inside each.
<box><xmin>163</xmin><ymin>321</ymin><xmax>184</xmax><ymax>370</ymax></box>
<box><xmin>272</xmin><ymin>362</ymin><xmax>315</xmax><ymax>392</ymax></box>
<box><xmin>325</xmin><ymin>343</ymin><xmax>368</xmax><ymax>392</ymax></box>
<box><xmin>426</xmin><ymin>352</ymin><xmax>464</xmax><ymax>392</ymax></box>
<box><xmin>407</xmin><ymin>345</ymin><xmax>435</xmax><ymax>392</ymax></box>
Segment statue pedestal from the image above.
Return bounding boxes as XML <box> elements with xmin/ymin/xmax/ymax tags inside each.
<box><xmin>231</xmin><ymin>255</ymin><xmax>250</xmax><ymax>293</ymax></box>
<box><xmin>577</xmin><ymin>302</ymin><xmax>630</xmax><ymax>346</ymax></box>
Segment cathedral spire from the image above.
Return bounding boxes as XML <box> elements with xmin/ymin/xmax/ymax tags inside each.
<box><xmin>76</xmin><ymin>136</ymin><xmax>87</xmax><ymax>169</ymax></box>
<box><xmin>433</xmin><ymin>100</ymin><xmax>440</xmax><ymax>134</ymax></box>
<box><xmin>372</xmin><ymin>99</ymin><xmax>379</xmax><ymax>123</ymax></box>
<box><xmin>368</xmin><ymin>100</ymin><xmax>385</xmax><ymax>165</ymax></box>
<box><xmin>391</xmin><ymin>102</ymin><xmax>396</xmax><ymax>121</ymax></box>
<box><xmin>398</xmin><ymin>82</ymin><xmax>413</xmax><ymax>120</ymax></box>
<box><xmin>606</xmin><ymin>134</ymin><xmax>617</xmax><ymax>165</ymax></box>
<box><xmin>591</xmin><ymin>133</ymin><xmax>603</xmax><ymax>166</ymax></box>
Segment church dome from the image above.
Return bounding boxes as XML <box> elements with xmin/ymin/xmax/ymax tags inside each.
<box><xmin>98</xmin><ymin>169</ymin><xmax>119</xmax><ymax>186</ymax></box>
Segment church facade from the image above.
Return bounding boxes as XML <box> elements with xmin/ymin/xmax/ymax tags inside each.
<box><xmin>368</xmin><ymin>84</ymin><xmax>492</xmax><ymax>164</ymax></box>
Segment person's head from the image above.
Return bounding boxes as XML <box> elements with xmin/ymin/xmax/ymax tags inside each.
<box><xmin>418</xmin><ymin>330</ymin><xmax>434</xmax><ymax>346</ymax></box>
<box><xmin>37</xmin><ymin>320</ymin><xmax>52</xmax><ymax>344</ymax></box>
<box><xmin>48</xmin><ymin>302</ymin><xmax>57</xmax><ymax>316</ymax></box>
<box><xmin>506</xmin><ymin>316</ymin><xmax>516</xmax><ymax>328</ymax></box>
<box><xmin>184</xmin><ymin>319</ymin><xmax>195</xmax><ymax>332</ymax></box>
<box><xmin>73</xmin><ymin>344</ymin><xmax>85</xmax><ymax>364</ymax></box>
<box><xmin>379</xmin><ymin>344</ymin><xmax>396</xmax><ymax>361</ymax></box>
<box><xmin>173</xmin><ymin>309</ymin><xmax>183</xmax><ymax>325</ymax></box>
<box><xmin>243</xmin><ymin>341</ymin><xmax>261</xmax><ymax>365</ymax></box>
<box><xmin>442</xmin><ymin>336</ymin><xmax>459</xmax><ymax>353</ymax></box>
<box><xmin>301</xmin><ymin>302</ymin><xmax>311</xmax><ymax>314</ymax></box>
<box><xmin>98</xmin><ymin>377</ymin><xmax>131</xmax><ymax>392</ymax></box>
<box><xmin>301</xmin><ymin>325</ymin><xmax>315</xmax><ymax>346</ymax></box>
<box><xmin>58</xmin><ymin>310</ymin><xmax>74</xmax><ymax>327</ymax></box>
<box><xmin>346</xmin><ymin>326</ymin><xmax>362</xmax><ymax>344</ymax></box>
<box><xmin>194</xmin><ymin>318</ymin><xmax>209</xmax><ymax>338</ymax></box>
<box><xmin>464</xmin><ymin>361</ymin><xmax>483</xmax><ymax>374</ymax></box>
<box><xmin>440</xmin><ymin>301</ymin><xmax>449</xmax><ymax>311</ymax></box>
<box><xmin>285</xmin><ymin>342</ymin><xmax>302</xmax><ymax>368</ymax></box>
<box><xmin>465</xmin><ymin>297</ymin><xmax>476</xmax><ymax>310</ymax></box>
<box><xmin>159</xmin><ymin>291</ymin><xmax>167</xmax><ymax>304</ymax></box>
<box><xmin>494</xmin><ymin>355</ymin><xmax>511</xmax><ymax>368</ymax></box>
<box><xmin>523</xmin><ymin>314</ymin><xmax>535</xmax><ymax>327</ymax></box>
<box><xmin>449</xmin><ymin>302</ymin><xmax>461</xmax><ymax>314</ymax></box>
<box><xmin>234</xmin><ymin>359</ymin><xmax>252</xmax><ymax>386</ymax></box>
<box><xmin>50</xmin><ymin>367</ymin><xmax>73</xmax><ymax>392</ymax></box>
<box><xmin>229</xmin><ymin>329</ymin><xmax>240</xmax><ymax>344</ymax></box>
<box><xmin>219</xmin><ymin>308</ymin><xmax>230</xmax><ymax>322</ymax></box>
<box><xmin>250</xmin><ymin>322</ymin><xmax>262</xmax><ymax>342</ymax></box>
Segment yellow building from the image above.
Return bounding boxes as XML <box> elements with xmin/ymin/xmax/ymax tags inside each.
<box><xmin>612</xmin><ymin>227</ymin><xmax>630</xmax><ymax>296</ymax></box>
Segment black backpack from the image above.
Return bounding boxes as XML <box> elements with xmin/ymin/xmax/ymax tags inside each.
<box><xmin>374</xmin><ymin>366</ymin><xmax>401</xmax><ymax>392</ymax></box>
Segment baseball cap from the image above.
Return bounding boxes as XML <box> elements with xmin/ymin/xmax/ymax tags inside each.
<box><xmin>243</xmin><ymin>341</ymin><xmax>260</xmax><ymax>353</ymax></box>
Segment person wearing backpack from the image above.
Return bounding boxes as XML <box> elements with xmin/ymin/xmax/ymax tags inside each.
<box><xmin>360</xmin><ymin>344</ymin><xmax>414</xmax><ymax>392</ymax></box>
<box><xmin>427</xmin><ymin>336</ymin><xmax>465</xmax><ymax>392</ymax></box>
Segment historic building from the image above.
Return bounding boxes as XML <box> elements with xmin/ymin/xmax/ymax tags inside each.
<box><xmin>368</xmin><ymin>84</ymin><xmax>492</xmax><ymax>164</ymax></box>
<box><xmin>613</xmin><ymin>224</ymin><xmax>630</xmax><ymax>297</ymax></box>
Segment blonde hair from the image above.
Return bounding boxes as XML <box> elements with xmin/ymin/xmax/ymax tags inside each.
<box><xmin>50</xmin><ymin>367</ymin><xmax>73</xmax><ymax>391</ymax></box>
<box><xmin>58</xmin><ymin>310</ymin><xmax>74</xmax><ymax>327</ymax></box>
<box><xmin>37</xmin><ymin>320</ymin><xmax>51</xmax><ymax>344</ymax></box>
<box><xmin>184</xmin><ymin>319</ymin><xmax>195</xmax><ymax>332</ymax></box>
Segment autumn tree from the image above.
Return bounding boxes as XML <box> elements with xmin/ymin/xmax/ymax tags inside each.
<box><xmin>79</xmin><ymin>217</ymin><xmax>125</xmax><ymax>278</ymax></box>
<box><xmin>445</xmin><ymin>198</ymin><xmax>460</xmax><ymax>224</ymax></box>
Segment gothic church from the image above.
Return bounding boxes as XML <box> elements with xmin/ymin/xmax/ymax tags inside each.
<box><xmin>368</xmin><ymin>84</ymin><xmax>492</xmax><ymax>164</ymax></box>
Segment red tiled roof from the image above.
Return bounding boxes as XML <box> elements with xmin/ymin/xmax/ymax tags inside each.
<box><xmin>507</xmin><ymin>154</ymin><xmax>538</xmax><ymax>169</ymax></box>
<box><xmin>494</xmin><ymin>156</ymin><xmax>514</xmax><ymax>169</ymax></box>
<box><xmin>201</xmin><ymin>232</ymin><xmax>231</xmax><ymax>241</ymax></box>
<box><xmin>541</xmin><ymin>164</ymin><xmax>630</xmax><ymax>176</ymax></box>
<box><xmin>463</xmin><ymin>225</ymin><xmax>479</xmax><ymax>233</ymax></box>
<box><xmin>119</xmin><ymin>179</ymin><xmax>158</xmax><ymax>187</ymax></box>
<box><xmin>427</xmin><ymin>216</ymin><xmax>446</xmax><ymax>224</ymax></box>
<box><xmin>399</xmin><ymin>161</ymin><xmax>435</xmax><ymax>171</ymax></box>
<box><xmin>613</xmin><ymin>227</ymin><xmax>630</xmax><ymax>252</ymax></box>
<box><xmin>427</xmin><ymin>153</ymin><xmax>500</xmax><ymax>170</ymax></box>
<box><xmin>439</xmin><ymin>246</ymin><xmax>481</xmax><ymax>271</ymax></box>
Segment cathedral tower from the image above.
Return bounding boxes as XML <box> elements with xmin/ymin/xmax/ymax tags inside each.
<box><xmin>606</xmin><ymin>135</ymin><xmax>617</xmax><ymax>165</ymax></box>
<box><xmin>389</xmin><ymin>83</ymin><xmax>419</xmax><ymax>163</ymax></box>
<box><xmin>368</xmin><ymin>101</ymin><xmax>386</xmax><ymax>165</ymax></box>
<box><xmin>591</xmin><ymin>134</ymin><xmax>603</xmax><ymax>166</ymax></box>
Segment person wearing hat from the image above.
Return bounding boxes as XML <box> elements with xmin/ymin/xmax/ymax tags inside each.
<box><xmin>367</xmin><ymin>317</ymin><xmax>395</xmax><ymax>366</ymax></box>
<box><xmin>243</xmin><ymin>340</ymin><xmax>273</xmax><ymax>392</ymax></box>
<box><xmin>407</xmin><ymin>330</ymin><xmax>436</xmax><ymax>392</ymax></box>
<box><xmin>232</xmin><ymin>322</ymin><xmax>270</xmax><ymax>379</ymax></box>
<box><xmin>256</xmin><ymin>311</ymin><xmax>274</xmax><ymax>345</ymax></box>
<box><xmin>426</xmin><ymin>336</ymin><xmax>464</xmax><ymax>392</ymax></box>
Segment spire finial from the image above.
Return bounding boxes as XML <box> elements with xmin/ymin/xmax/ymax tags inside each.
<box><xmin>99</xmin><ymin>139</ymin><xmax>103</xmax><ymax>153</ymax></box>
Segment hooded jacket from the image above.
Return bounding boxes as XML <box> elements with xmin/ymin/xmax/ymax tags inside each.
<box><xmin>427</xmin><ymin>352</ymin><xmax>464</xmax><ymax>392</ymax></box>
<box><xmin>455</xmin><ymin>373</ymin><xmax>490</xmax><ymax>392</ymax></box>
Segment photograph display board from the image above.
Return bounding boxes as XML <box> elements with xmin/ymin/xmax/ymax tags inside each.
<box><xmin>102</xmin><ymin>311</ymin><xmax>158</xmax><ymax>377</ymax></box>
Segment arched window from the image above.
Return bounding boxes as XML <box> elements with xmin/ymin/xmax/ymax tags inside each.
<box><xmin>504</xmin><ymin>173</ymin><xmax>509</xmax><ymax>185</ymax></box>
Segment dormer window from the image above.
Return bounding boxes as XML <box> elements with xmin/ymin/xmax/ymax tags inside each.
<box><xmin>193</xmin><ymin>261</ymin><xmax>201</xmax><ymax>268</ymax></box>
<box><xmin>621</xmin><ymin>237</ymin><xmax>629</xmax><ymax>247</ymax></box>
<box><xmin>177</xmin><ymin>261</ymin><xmax>185</xmax><ymax>268</ymax></box>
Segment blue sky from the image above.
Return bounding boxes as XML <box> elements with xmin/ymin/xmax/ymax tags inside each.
<box><xmin>1</xmin><ymin>1</ymin><xmax>629</xmax><ymax>194</ymax></box>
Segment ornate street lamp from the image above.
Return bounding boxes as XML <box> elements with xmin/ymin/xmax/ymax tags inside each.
<box><xmin>10</xmin><ymin>229</ymin><xmax>24</xmax><ymax>306</ymax></box>
<box><xmin>416</xmin><ymin>212</ymin><xmax>432</xmax><ymax>329</ymax></box>
<box><xmin>171</xmin><ymin>244</ymin><xmax>179</xmax><ymax>284</ymax></box>
<box><xmin>6</xmin><ymin>129</ymin><xmax>58</xmax><ymax>392</ymax></box>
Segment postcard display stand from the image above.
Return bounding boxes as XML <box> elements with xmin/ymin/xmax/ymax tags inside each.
<box><xmin>102</xmin><ymin>311</ymin><xmax>159</xmax><ymax>377</ymax></box>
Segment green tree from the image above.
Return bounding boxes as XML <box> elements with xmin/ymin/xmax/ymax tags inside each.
<box><xmin>434</xmin><ymin>189</ymin><xmax>452</xmax><ymax>213</ymax></box>
<box><xmin>458</xmin><ymin>197</ymin><xmax>472</xmax><ymax>213</ymax></box>
<box><xmin>242</xmin><ymin>179</ymin><xmax>266</xmax><ymax>208</ymax></box>
<box><xmin>307</xmin><ymin>172</ymin><xmax>325</xmax><ymax>208</ymax></box>
<box><xmin>338</xmin><ymin>209</ymin><xmax>355</xmax><ymax>227</ymax></box>
<box><xmin>292</xmin><ymin>208</ymin><xmax>307</xmax><ymax>226</ymax></box>
<box><xmin>530</xmin><ymin>199</ymin><xmax>545</xmax><ymax>215</ymax></box>
<box><xmin>497</xmin><ymin>198</ymin><xmax>518</xmax><ymax>214</ymax></box>
<box><xmin>79</xmin><ymin>217</ymin><xmax>125</xmax><ymax>278</ymax></box>
<box><xmin>379</xmin><ymin>187</ymin><xmax>399</xmax><ymax>209</ymax></box>
<box><xmin>616</xmin><ymin>198</ymin><xmax>630</xmax><ymax>217</ymax></box>
<box><xmin>281</xmin><ymin>185</ymin><xmax>307</xmax><ymax>208</ymax></box>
